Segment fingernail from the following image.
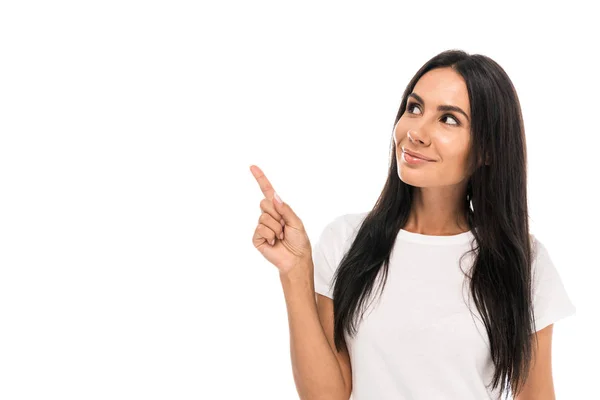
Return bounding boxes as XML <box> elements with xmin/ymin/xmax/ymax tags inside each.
<box><xmin>274</xmin><ymin>192</ymin><xmax>282</xmax><ymax>204</ymax></box>
<box><xmin>279</xmin><ymin>232</ymin><xmax>283</xmax><ymax>240</ymax></box>
<box><xmin>280</xmin><ymin>218</ymin><xmax>284</xmax><ymax>226</ymax></box>
<box><xmin>270</xmin><ymin>239</ymin><xmax>275</xmax><ymax>245</ymax></box>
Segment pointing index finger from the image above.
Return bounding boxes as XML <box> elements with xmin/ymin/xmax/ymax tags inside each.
<box><xmin>249</xmin><ymin>165</ymin><xmax>276</xmax><ymax>200</ymax></box>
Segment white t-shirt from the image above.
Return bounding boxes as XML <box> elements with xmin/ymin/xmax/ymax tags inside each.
<box><xmin>312</xmin><ymin>211</ymin><xmax>576</xmax><ymax>400</ymax></box>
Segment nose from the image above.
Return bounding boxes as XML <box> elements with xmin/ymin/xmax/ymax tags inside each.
<box><xmin>408</xmin><ymin>130</ymin><xmax>428</xmax><ymax>145</ymax></box>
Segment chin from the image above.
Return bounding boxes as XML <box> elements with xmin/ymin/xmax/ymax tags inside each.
<box><xmin>398</xmin><ymin>171</ymin><xmax>428</xmax><ymax>188</ymax></box>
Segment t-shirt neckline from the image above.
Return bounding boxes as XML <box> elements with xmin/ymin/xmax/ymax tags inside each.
<box><xmin>397</xmin><ymin>228</ymin><xmax>474</xmax><ymax>245</ymax></box>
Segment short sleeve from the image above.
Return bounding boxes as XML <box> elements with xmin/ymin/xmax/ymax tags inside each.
<box><xmin>531</xmin><ymin>237</ymin><xmax>576</xmax><ymax>332</ymax></box>
<box><xmin>312</xmin><ymin>217</ymin><xmax>342</xmax><ymax>299</ymax></box>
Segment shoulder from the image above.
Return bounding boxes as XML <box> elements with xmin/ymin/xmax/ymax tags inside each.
<box><xmin>321</xmin><ymin>211</ymin><xmax>369</xmax><ymax>246</ymax></box>
<box><xmin>529</xmin><ymin>233</ymin><xmax>545</xmax><ymax>258</ymax></box>
<box><xmin>527</xmin><ymin>232</ymin><xmax>576</xmax><ymax>331</ymax></box>
<box><xmin>528</xmin><ymin>233</ymin><xmax>554</xmax><ymax>276</ymax></box>
<box><xmin>529</xmin><ymin>233</ymin><xmax>552</xmax><ymax>274</ymax></box>
<box><xmin>528</xmin><ymin>233</ymin><xmax>550</xmax><ymax>284</ymax></box>
<box><xmin>312</xmin><ymin>211</ymin><xmax>369</xmax><ymax>266</ymax></box>
<box><xmin>312</xmin><ymin>212</ymin><xmax>369</xmax><ymax>298</ymax></box>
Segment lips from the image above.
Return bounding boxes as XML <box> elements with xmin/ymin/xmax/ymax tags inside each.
<box><xmin>402</xmin><ymin>148</ymin><xmax>435</xmax><ymax>161</ymax></box>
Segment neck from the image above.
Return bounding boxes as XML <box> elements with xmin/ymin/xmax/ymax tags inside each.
<box><xmin>403</xmin><ymin>185</ymin><xmax>469</xmax><ymax>235</ymax></box>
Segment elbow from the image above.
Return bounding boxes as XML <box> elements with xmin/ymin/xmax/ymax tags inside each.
<box><xmin>300</xmin><ymin>391</ymin><xmax>350</xmax><ymax>400</ymax></box>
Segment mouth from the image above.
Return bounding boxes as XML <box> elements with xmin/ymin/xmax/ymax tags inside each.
<box><xmin>402</xmin><ymin>148</ymin><xmax>436</xmax><ymax>161</ymax></box>
<box><xmin>401</xmin><ymin>150</ymin><xmax>435</xmax><ymax>165</ymax></box>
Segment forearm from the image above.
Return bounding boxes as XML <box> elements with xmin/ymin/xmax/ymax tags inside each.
<box><xmin>280</xmin><ymin>264</ymin><xmax>348</xmax><ymax>400</ymax></box>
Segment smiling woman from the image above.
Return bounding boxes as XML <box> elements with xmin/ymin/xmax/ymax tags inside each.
<box><xmin>308</xmin><ymin>49</ymin><xmax>576</xmax><ymax>400</ymax></box>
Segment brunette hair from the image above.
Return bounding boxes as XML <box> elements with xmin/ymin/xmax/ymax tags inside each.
<box><xmin>330</xmin><ymin>49</ymin><xmax>536</xmax><ymax>399</ymax></box>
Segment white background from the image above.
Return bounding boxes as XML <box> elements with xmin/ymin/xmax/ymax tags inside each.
<box><xmin>0</xmin><ymin>1</ymin><xmax>597</xmax><ymax>399</ymax></box>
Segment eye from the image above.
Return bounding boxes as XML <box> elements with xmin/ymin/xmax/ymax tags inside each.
<box><xmin>406</xmin><ymin>101</ymin><xmax>461</xmax><ymax>127</ymax></box>
<box><xmin>406</xmin><ymin>102</ymin><xmax>422</xmax><ymax>115</ymax></box>
<box><xmin>441</xmin><ymin>114</ymin><xmax>460</xmax><ymax>126</ymax></box>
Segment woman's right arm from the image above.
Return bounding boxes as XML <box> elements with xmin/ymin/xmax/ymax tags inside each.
<box><xmin>280</xmin><ymin>264</ymin><xmax>351</xmax><ymax>400</ymax></box>
<box><xmin>249</xmin><ymin>165</ymin><xmax>351</xmax><ymax>399</ymax></box>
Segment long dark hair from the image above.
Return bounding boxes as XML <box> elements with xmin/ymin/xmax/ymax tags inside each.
<box><xmin>330</xmin><ymin>50</ymin><xmax>538</xmax><ymax>399</ymax></box>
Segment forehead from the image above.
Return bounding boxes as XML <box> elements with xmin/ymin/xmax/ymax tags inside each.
<box><xmin>412</xmin><ymin>67</ymin><xmax>470</xmax><ymax>111</ymax></box>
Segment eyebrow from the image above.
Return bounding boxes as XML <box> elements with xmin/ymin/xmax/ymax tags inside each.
<box><xmin>408</xmin><ymin>92</ymin><xmax>470</xmax><ymax>123</ymax></box>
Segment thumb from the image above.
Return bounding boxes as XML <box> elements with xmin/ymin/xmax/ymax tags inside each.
<box><xmin>273</xmin><ymin>192</ymin><xmax>302</xmax><ymax>227</ymax></box>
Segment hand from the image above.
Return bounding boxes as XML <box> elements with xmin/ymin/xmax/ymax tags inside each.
<box><xmin>250</xmin><ymin>165</ymin><xmax>312</xmax><ymax>276</ymax></box>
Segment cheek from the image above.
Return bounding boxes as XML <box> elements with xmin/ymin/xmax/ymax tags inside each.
<box><xmin>437</xmin><ymin>140</ymin><xmax>471</xmax><ymax>170</ymax></box>
<box><xmin>393</xmin><ymin>119</ymin><xmax>408</xmax><ymax>141</ymax></box>
<box><xmin>393</xmin><ymin>129</ymin><xmax>402</xmax><ymax>145</ymax></box>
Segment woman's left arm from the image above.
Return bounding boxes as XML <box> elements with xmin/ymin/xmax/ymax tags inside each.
<box><xmin>514</xmin><ymin>323</ymin><xmax>555</xmax><ymax>400</ymax></box>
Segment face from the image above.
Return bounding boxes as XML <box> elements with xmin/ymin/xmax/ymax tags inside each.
<box><xmin>394</xmin><ymin>67</ymin><xmax>473</xmax><ymax>188</ymax></box>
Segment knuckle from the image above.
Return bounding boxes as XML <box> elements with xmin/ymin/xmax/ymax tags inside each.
<box><xmin>257</xmin><ymin>224</ymin><xmax>267</xmax><ymax>237</ymax></box>
<box><xmin>260</xmin><ymin>198</ymin><xmax>270</xmax><ymax>210</ymax></box>
<box><xmin>261</xmin><ymin>225</ymin><xmax>274</xmax><ymax>240</ymax></box>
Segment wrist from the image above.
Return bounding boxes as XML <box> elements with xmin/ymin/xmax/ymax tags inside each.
<box><xmin>279</xmin><ymin>258</ymin><xmax>313</xmax><ymax>284</ymax></box>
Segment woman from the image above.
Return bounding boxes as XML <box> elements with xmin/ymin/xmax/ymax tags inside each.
<box><xmin>250</xmin><ymin>49</ymin><xmax>575</xmax><ymax>399</ymax></box>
